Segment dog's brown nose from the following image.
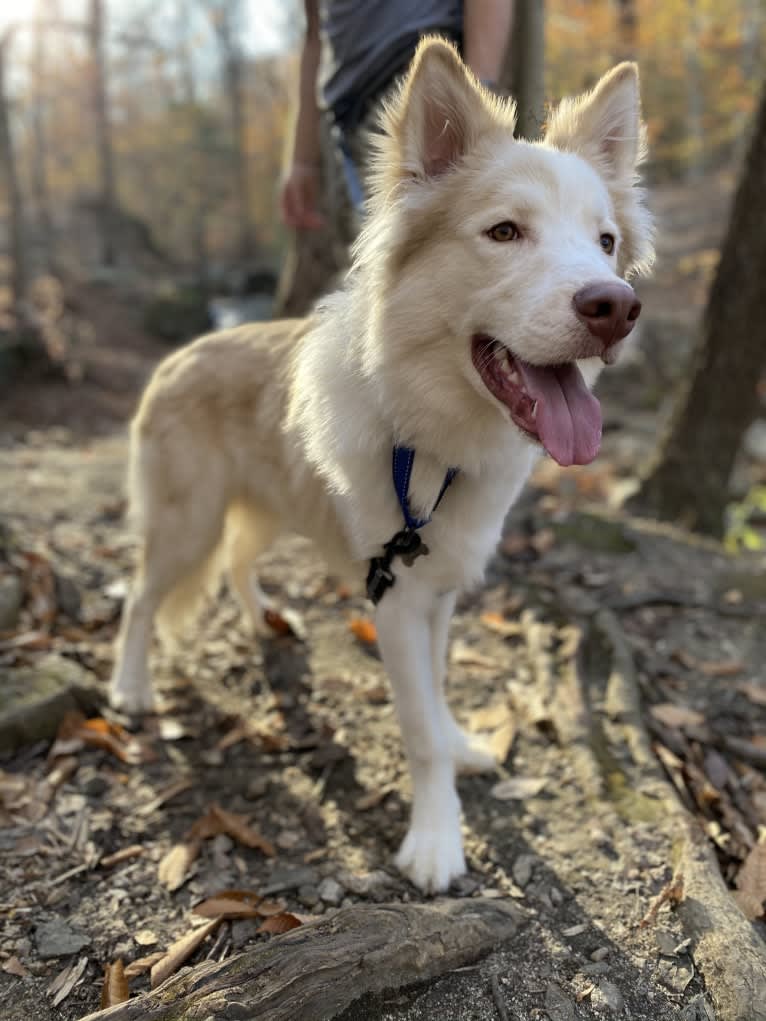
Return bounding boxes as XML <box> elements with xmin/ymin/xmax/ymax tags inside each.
<box><xmin>573</xmin><ymin>282</ymin><xmax>641</xmax><ymax>347</ymax></box>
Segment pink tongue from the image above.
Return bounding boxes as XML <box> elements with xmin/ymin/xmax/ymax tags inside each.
<box><xmin>517</xmin><ymin>361</ymin><xmax>602</xmax><ymax>467</ymax></box>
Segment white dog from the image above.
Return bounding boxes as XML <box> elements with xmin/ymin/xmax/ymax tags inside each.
<box><xmin>110</xmin><ymin>38</ymin><xmax>654</xmax><ymax>893</ymax></box>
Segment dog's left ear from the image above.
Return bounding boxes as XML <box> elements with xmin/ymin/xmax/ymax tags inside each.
<box><xmin>388</xmin><ymin>37</ymin><xmax>495</xmax><ymax>179</ymax></box>
<box><xmin>545</xmin><ymin>63</ymin><xmax>644</xmax><ymax>179</ymax></box>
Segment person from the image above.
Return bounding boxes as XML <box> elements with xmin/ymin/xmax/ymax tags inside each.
<box><xmin>280</xmin><ymin>0</ymin><xmax>514</xmax><ymax>231</ymax></box>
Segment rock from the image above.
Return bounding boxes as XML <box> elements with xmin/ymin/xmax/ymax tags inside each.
<box><xmin>35</xmin><ymin>919</ymin><xmax>89</xmax><ymax>959</ymax></box>
<box><xmin>743</xmin><ymin>419</ymin><xmax>766</xmax><ymax>462</ymax></box>
<box><xmin>318</xmin><ymin>877</ymin><xmax>345</xmax><ymax>906</ymax></box>
<box><xmin>544</xmin><ymin>981</ymin><xmax>575</xmax><ymax>1021</ymax></box>
<box><xmin>340</xmin><ymin>869</ymin><xmax>397</xmax><ymax>899</ymax></box>
<box><xmin>512</xmin><ymin>854</ymin><xmax>537</xmax><ymax>889</ymax></box>
<box><xmin>230</xmin><ymin>919</ymin><xmax>259</xmax><ymax>949</ymax></box>
<box><xmin>54</xmin><ymin>572</ymin><xmax>81</xmax><ymax>620</ymax></box>
<box><xmin>0</xmin><ymin>575</ymin><xmax>23</xmax><ymax>630</ymax></box>
<box><xmin>298</xmin><ymin>885</ymin><xmax>320</xmax><ymax>908</ymax></box>
<box><xmin>82</xmin><ymin>775</ymin><xmax>109</xmax><ymax>798</ymax></box>
<box><xmin>590</xmin><ymin>946</ymin><xmax>609</xmax><ymax>962</ymax></box>
<box><xmin>0</xmin><ymin>653</ymin><xmax>101</xmax><ymax>754</ymax></box>
<box><xmin>551</xmin><ymin>511</ymin><xmax>636</xmax><ymax>554</ymax></box>
<box><xmin>245</xmin><ymin>776</ymin><xmax>269</xmax><ymax>799</ymax></box>
<box><xmin>261</xmin><ymin>866</ymin><xmax>318</xmax><ymax>896</ymax></box>
<box><xmin>211</xmin><ymin>834</ymin><xmax>234</xmax><ymax>855</ymax></box>
<box><xmin>582</xmin><ymin>961</ymin><xmax>610</xmax><ymax>976</ymax></box>
<box><xmin>592</xmin><ymin>980</ymin><xmax>624</xmax><ymax>1014</ymax></box>
<box><xmin>680</xmin><ymin>995</ymin><xmax>717</xmax><ymax>1021</ymax></box>
<box><xmin>451</xmin><ymin>875</ymin><xmax>480</xmax><ymax>898</ymax></box>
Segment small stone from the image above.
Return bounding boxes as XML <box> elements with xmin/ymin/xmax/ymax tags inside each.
<box><xmin>544</xmin><ymin>981</ymin><xmax>575</xmax><ymax>1021</ymax></box>
<box><xmin>211</xmin><ymin>834</ymin><xmax>234</xmax><ymax>855</ymax></box>
<box><xmin>261</xmin><ymin>866</ymin><xmax>318</xmax><ymax>896</ymax></box>
<box><xmin>340</xmin><ymin>869</ymin><xmax>396</xmax><ymax>899</ymax></box>
<box><xmin>83</xmin><ymin>775</ymin><xmax>109</xmax><ymax>798</ymax></box>
<box><xmin>451</xmin><ymin>875</ymin><xmax>480</xmax><ymax>897</ymax></box>
<box><xmin>134</xmin><ymin>929</ymin><xmax>158</xmax><ymax>946</ymax></box>
<box><xmin>230</xmin><ymin>919</ymin><xmax>259</xmax><ymax>949</ymax></box>
<box><xmin>581</xmin><ymin>961</ymin><xmax>610</xmax><ymax>976</ymax></box>
<box><xmin>592</xmin><ymin>980</ymin><xmax>624</xmax><ymax>1014</ymax></box>
<box><xmin>549</xmin><ymin>886</ymin><xmax>564</xmax><ymax>906</ymax></box>
<box><xmin>512</xmin><ymin>854</ymin><xmax>536</xmax><ymax>889</ymax></box>
<box><xmin>298</xmin><ymin>884</ymin><xmax>320</xmax><ymax>907</ymax></box>
<box><xmin>15</xmin><ymin>938</ymin><xmax>32</xmax><ymax>957</ymax></box>
<box><xmin>590</xmin><ymin>946</ymin><xmax>609</xmax><ymax>962</ymax></box>
<box><xmin>276</xmin><ymin>830</ymin><xmax>301</xmax><ymax>850</ymax></box>
<box><xmin>54</xmin><ymin>573</ymin><xmax>81</xmax><ymax>620</ymax></box>
<box><xmin>318</xmin><ymin>877</ymin><xmax>344</xmax><ymax>906</ymax></box>
<box><xmin>35</xmin><ymin>919</ymin><xmax>89</xmax><ymax>959</ymax></box>
<box><xmin>0</xmin><ymin>575</ymin><xmax>23</xmax><ymax>630</ymax></box>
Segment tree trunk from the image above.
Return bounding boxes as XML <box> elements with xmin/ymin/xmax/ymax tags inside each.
<box><xmin>88</xmin><ymin>0</ymin><xmax>117</xmax><ymax>267</ymax></box>
<box><xmin>615</xmin><ymin>0</ymin><xmax>638</xmax><ymax>61</ymax></box>
<box><xmin>630</xmin><ymin>81</ymin><xmax>766</xmax><ymax>536</ymax></box>
<box><xmin>32</xmin><ymin>3</ymin><xmax>55</xmax><ymax>264</ymax></box>
<box><xmin>79</xmin><ymin>899</ymin><xmax>523</xmax><ymax>1021</ymax></box>
<box><xmin>501</xmin><ymin>0</ymin><xmax>545</xmax><ymax>139</ymax></box>
<box><xmin>0</xmin><ymin>29</ymin><xmax>27</xmax><ymax>323</ymax></box>
<box><xmin>176</xmin><ymin>0</ymin><xmax>209</xmax><ymax>289</ymax></box>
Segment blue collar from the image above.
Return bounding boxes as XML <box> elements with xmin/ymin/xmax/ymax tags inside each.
<box><xmin>392</xmin><ymin>445</ymin><xmax>459</xmax><ymax>530</ymax></box>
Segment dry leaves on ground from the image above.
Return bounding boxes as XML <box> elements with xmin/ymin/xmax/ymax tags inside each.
<box><xmin>734</xmin><ymin>842</ymin><xmax>766</xmax><ymax>920</ymax></box>
<box><xmin>48</xmin><ymin>955</ymin><xmax>89</xmax><ymax>1007</ymax></box>
<box><xmin>192</xmin><ymin>889</ymin><xmax>285</xmax><ymax>920</ymax></box>
<box><xmin>257</xmin><ymin>912</ymin><xmax>303</xmax><ymax>935</ymax></box>
<box><xmin>348</xmin><ymin>617</ymin><xmax>377</xmax><ymax>644</ymax></box>
<box><xmin>150</xmin><ymin>918</ymin><xmax>221</xmax><ymax>989</ymax></box>
<box><xmin>649</xmin><ymin>703</ymin><xmax>706</xmax><ymax>731</ymax></box>
<box><xmin>490</xmin><ymin>776</ymin><xmax>547</xmax><ymax>801</ymax></box>
<box><xmin>49</xmin><ymin>711</ymin><xmax>153</xmax><ymax>765</ymax></box>
<box><xmin>100</xmin><ymin>959</ymin><xmax>130</xmax><ymax>1008</ymax></box>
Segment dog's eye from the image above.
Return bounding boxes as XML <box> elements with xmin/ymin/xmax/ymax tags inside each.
<box><xmin>487</xmin><ymin>221</ymin><xmax>521</xmax><ymax>242</ymax></box>
<box><xmin>600</xmin><ymin>233</ymin><xmax>616</xmax><ymax>254</ymax></box>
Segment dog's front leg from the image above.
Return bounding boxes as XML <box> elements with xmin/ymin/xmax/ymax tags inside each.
<box><xmin>431</xmin><ymin>593</ymin><xmax>496</xmax><ymax>775</ymax></box>
<box><xmin>375</xmin><ymin>575</ymin><xmax>466</xmax><ymax>893</ymax></box>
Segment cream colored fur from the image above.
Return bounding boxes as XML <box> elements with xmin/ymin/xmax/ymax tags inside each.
<box><xmin>110</xmin><ymin>39</ymin><xmax>654</xmax><ymax>893</ymax></box>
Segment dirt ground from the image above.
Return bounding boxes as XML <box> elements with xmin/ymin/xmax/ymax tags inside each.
<box><xmin>1</xmin><ymin>170</ymin><xmax>766</xmax><ymax>1021</ymax></box>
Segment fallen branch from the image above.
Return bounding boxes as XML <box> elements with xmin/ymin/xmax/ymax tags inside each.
<box><xmin>78</xmin><ymin>898</ymin><xmax>524</xmax><ymax>1021</ymax></box>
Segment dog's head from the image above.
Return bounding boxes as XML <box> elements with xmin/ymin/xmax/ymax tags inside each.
<box><xmin>359</xmin><ymin>38</ymin><xmax>654</xmax><ymax>468</ymax></box>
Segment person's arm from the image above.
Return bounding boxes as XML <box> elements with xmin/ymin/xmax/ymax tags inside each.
<box><xmin>280</xmin><ymin>0</ymin><xmax>324</xmax><ymax>229</ymax></box>
<box><xmin>463</xmin><ymin>0</ymin><xmax>514</xmax><ymax>87</ymax></box>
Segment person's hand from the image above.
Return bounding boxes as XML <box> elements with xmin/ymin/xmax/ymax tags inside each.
<box><xmin>279</xmin><ymin>162</ymin><xmax>325</xmax><ymax>230</ymax></box>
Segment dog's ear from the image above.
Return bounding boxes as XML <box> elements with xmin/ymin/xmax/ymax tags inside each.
<box><xmin>545</xmin><ymin>63</ymin><xmax>644</xmax><ymax>179</ymax></box>
<box><xmin>387</xmin><ymin>37</ymin><xmax>494</xmax><ymax>179</ymax></box>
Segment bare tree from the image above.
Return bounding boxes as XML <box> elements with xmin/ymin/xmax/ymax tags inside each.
<box><xmin>615</xmin><ymin>0</ymin><xmax>638</xmax><ymax>61</ymax></box>
<box><xmin>207</xmin><ymin>0</ymin><xmax>254</xmax><ymax>263</ymax></box>
<box><xmin>31</xmin><ymin>1</ymin><xmax>55</xmax><ymax>263</ymax></box>
<box><xmin>88</xmin><ymin>0</ymin><xmax>117</xmax><ymax>266</ymax></box>
<box><xmin>0</xmin><ymin>27</ymin><xmax>27</xmax><ymax>324</ymax></box>
<box><xmin>501</xmin><ymin>0</ymin><xmax>545</xmax><ymax>139</ymax></box>
<box><xmin>630</xmin><ymin>80</ymin><xmax>766</xmax><ymax>536</ymax></box>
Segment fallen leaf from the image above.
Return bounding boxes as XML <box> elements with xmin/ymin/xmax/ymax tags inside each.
<box><xmin>150</xmin><ymin>918</ymin><xmax>221</xmax><ymax>989</ymax></box>
<box><xmin>639</xmin><ymin>875</ymin><xmax>685</xmax><ymax>928</ymax></box>
<box><xmin>203</xmin><ymin>803</ymin><xmax>276</xmax><ymax>857</ymax></box>
<box><xmin>136</xmin><ymin>778</ymin><xmax>192</xmax><ymax>817</ymax></box>
<box><xmin>674</xmin><ymin>650</ymin><xmax>746</xmax><ymax>677</ymax></box>
<box><xmin>734</xmin><ymin>842</ymin><xmax>766</xmax><ymax>920</ymax></box>
<box><xmin>469</xmin><ymin>702</ymin><xmax>513</xmax><ymax>733</ymax></box>
<box><xmin>355</xmin><ymin>783</ymin><xmax>396</xmax><ymax>811</ymax></box>
<box><xmin>2</xmin><ymin>956</ymin><xmax>29</xmax><ymax>978</ymax></box>
<box><xmin>735</xmin><ymin>681</ymin><xmax>766</xmax><ymax>707</ymax></box>
<box><xmin>489</xmin><ymin>721</ymin><xmax>517</xmax><ymax>764</ymax></box>
<box><xmin>257</xmin><ymin>912</ymin><xmax>303</xmax><ymax>935</ymax></box>
<box><xmin>100</xmin><ymin>844</ymin><xmax>144</xmax><ymax>868</ymax></box>
<box><xmin>263</xmin><ymin>608</ymin><xmax>306</xmax><ymax>638</ymax></box>
<box><xmin>490</xmin><ymin>777</ymin><xmax>546</xmax><ymax>801</ymax></box>
<box><xmin>650</xmin><ymin>703</ymin><xmax>706</xmax><ymax>730</ymax></box>
<box><xmin>158</xmin><ymin>840</ymin><xmax>200</xmax><ymax>892</ymax></box>
<box><xmin>158</xmin><ymin>719</ymin><xmax>188</xmax><ymax>741</ymax></box>
<box><xmin>100</xmin><ymin>959</ymin><xmax>129</xmax><ymax>1008</ymax></box>
<box><xmin>48</xmin><ymin>955</ymin><xmax>88</xmax><ymax>1007</ymax></box>
<box><xmin>55</xmin><ymin>711</ymin><xmax>152</xmax><ymax>765</ymax></box>
<box><xmin>348</xmin><ymin>617</ymin><xmax>377</xmax><ymax>644</ymax></box>
<box><xmin>256</xmin><ymin>899</ymin><xmax>288</xmax><ymax>916</ymax></box>
<box><xmin>450</xmin><ymin>641</ymin><xmax>500</xmax><ymax>671</ymax></box>
<box><xmin>480</xmin><ymin>611</ymin><xmax>522</xmax><ymax>638</ymax></box>
<box><xmin>123</xmin><ymin>951</ymin><xmax>165</xmax><ymax>979</ymax></box>
<box><xmin>192</xmin><ymin>891</ymin><xmax>261</xmax><ymax>920</ymax></box>
<box><xmin>134</xmin><ymin>929</ymin><xmax>158</xmax><ymax>946</ymax></box>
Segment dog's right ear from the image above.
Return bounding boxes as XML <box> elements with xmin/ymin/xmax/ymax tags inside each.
<box><xmin>385</xmin><ymin>38</ymin><xmax>495</xmax><ymax>180</ymax></box>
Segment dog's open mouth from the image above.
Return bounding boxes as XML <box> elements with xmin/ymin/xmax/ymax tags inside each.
<box><xmin>471</xmin><ymin>334</ymin><xmax>602</xmax><ymax>467</ymax></box>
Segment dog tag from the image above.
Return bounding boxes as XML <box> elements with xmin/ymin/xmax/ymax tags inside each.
<box><xmin>386</xmin><ymin>529</ymin><xmax>429</xmax><ymax>567</ymax></box>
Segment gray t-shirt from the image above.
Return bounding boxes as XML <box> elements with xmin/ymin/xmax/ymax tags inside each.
<box><xmin>319</xmin><ymin>0</ymin><xmax>463</xmax><ymax>126</ymax></box>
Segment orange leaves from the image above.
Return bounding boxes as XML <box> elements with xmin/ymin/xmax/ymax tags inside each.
<box><xmin>348</xmin><ymin>617</ymin><xmax>377</xmax><ymax>644</ymax></box>
<box><xmin>256</xmin><ymin>912</ymin><xmax>303</xmax><ymax>935</ymax></box>
<box><xmin>51</xmin><ymin>711</ymin><xmax>153</xmax><ymax>765</ymax></box>
<box><xmin>192</xmin><ymin>889</ymin><xmax>286</xmax><ymax>920</ymax></box>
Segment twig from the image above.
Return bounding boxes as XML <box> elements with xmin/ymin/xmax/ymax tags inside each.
<box><xmin>490</xmin><ymin>973</ymin><xmax>511</xmax><ymax>1021</ymax></box>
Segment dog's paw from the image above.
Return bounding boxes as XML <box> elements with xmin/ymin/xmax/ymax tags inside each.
<box><xmin>109</xmin><ymin>681</ymin><xmax>155</xmax><ymax>715</ymax></box>
<box><xmin>394</xmin><ymin>818</ymin><xmax>466</xmax><ymax>893</ymax></box>
<box><xmin>450</xmin><ymin>728</ymin><xmax>497</xmax><ymax>775</ymax></box>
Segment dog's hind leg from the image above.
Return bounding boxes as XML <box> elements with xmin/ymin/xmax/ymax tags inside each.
<box><xmin>225</xmin><ymin>503</ymin><xmax>281</xmax><ymax>635</ymax></box>
<box><xmin>430</xmin><ymin>592</ymin><xmax>496</xmax><ymax>775</ymax></box>
<box><xmin>376</xmin><ymin>575</ymin><xmax>466</xmax><ymax>893</ymax></box>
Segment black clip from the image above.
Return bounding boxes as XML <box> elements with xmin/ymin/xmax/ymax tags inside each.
<box><xmin>366</xmin><ymin>529</ymin><xmax>430</xmax><ymax>604</ymax></box>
